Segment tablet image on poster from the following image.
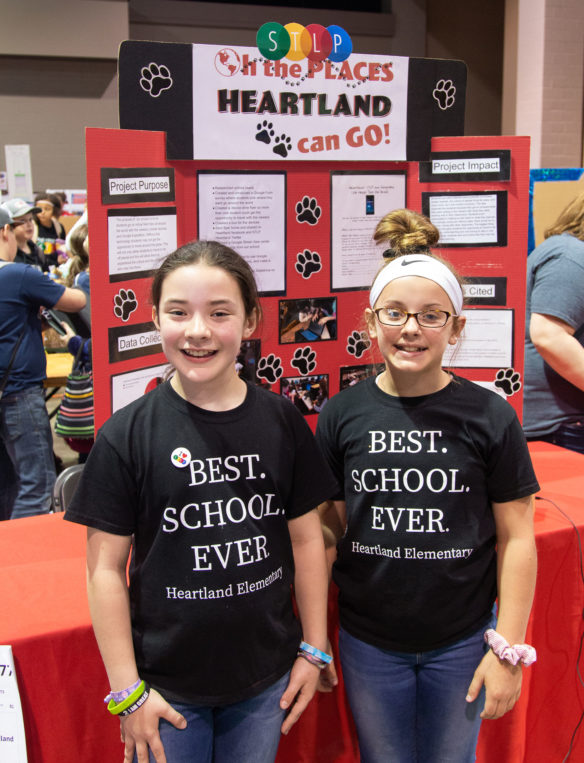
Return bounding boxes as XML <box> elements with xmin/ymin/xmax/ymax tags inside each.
<box><xmin>197</xmin><ymin>172</ymin><xmax>286</xmax><ymax>295</ymax></box>
<box><xmin>331</xmin><ymin>172</ymin><xmax>407</xmax><ymax>291</ymax></box>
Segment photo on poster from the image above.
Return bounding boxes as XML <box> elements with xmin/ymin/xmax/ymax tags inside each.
<box><xmin>331</xmin><ymin>171</ymin><xmax>407</xmax><ymax>291</ymax></box>
<box><xmin>280</xmin><ymin>374</ymin><xmax>329</xmax><ymax>417</ymax></box>
<box><xmin>107</xmin><ymin>207</ymin><xmax>177</xmax><ymax>282</ymax></box>
<box><xmin>197</xmin><ymin>171</ymin><xmax>286</xmax><ymax>295</ymax></box>
<box><xmin>279</xmin><ymin>297</ymin><xmax>337</xmax><ymax>344</ymax></box>
<box><xmin>236</xmin><ymin>339</ymin><xmax>261</xmax><ymax>384</ymax></box>
<box><xmin>443</xmin><ymin>308</ymin><xmax>514</xmax><ymax>368</ymax></box>
<box><xmin>340</xmin><ymin>363</ymin><xmax>384</xmax><ymax>390</ymax></box>
<box><xmin>111</xmin><ymin>362</ymin><xmax>171</xmax><ymax>414</ymax></box>
<box><xmin>421</xmin><ymin>191</ymin><xmax>508</xmax><ymax>247</ymax></box>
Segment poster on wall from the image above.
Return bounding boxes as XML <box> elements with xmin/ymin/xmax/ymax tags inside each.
<box><xmin>118</xmin><ymin>40</ymin><xmax>467</xmax><ymax>162</ymax></box>
<box><xmin>197</xmin><ymin>171</ymin><xmax>286</xmax><ymax>295</ymax></box>
<box><xmin>331</xmin><ymin>171</ymin><xmax>406</xmax><ymax>291</ymax></box>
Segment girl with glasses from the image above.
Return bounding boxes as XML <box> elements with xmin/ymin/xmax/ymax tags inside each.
<box><xmin>316</xmin><ymin>209</ymin><xmax>539</xmax><ymax>762</ymax></box>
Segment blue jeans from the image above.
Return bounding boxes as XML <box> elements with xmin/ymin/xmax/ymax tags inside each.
<box><xmin>339</xmin><ymin>617</ymin><xmax>495</xmax><ymax>763</ymax></box>
<box><xmin>0</xmin><ymin>385</ymin><xmax>55</xmax><ymax>520</ymax></box>
<box><xmin>527</xmin><ymin>420</ymin><xmax>584</xmax><ymax>455</ymax></box>
<box><xmin>138</xmin><ymin>672</ymin><xmax>289</xmax><ymax>763</ymax></box>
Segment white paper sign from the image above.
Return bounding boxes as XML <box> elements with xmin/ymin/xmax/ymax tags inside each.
<box><xmin>111</xmin><ymin>363</ymin><xmax>170</xmax><ymax>413</ymax></box>
<box><xmin>331</xmin><ymin>172</ymin><xmax>407</xmax><ymax>290</ymax></box>
<box><xmin>443</xmin><ymin>309</ymin><xmax>513</xmax><ymax>368</ymax></box>
<box><xmin>198</xmin><ymin>172</ymin><xmax>286</xmax><ymax>294</ymax></box>
<box><xmin>192</xmin><ymin>46</ymin><xmax>409</xmax><ymax>161</ymax></box>
<box><xmin>4</xmin><ymin>146</ymin><xmax>33</xmax><ymax>203</ymax></box>
<box><xmin>0</xmin><ymin>646</ymin><xmax>28</xmax><ymax>763</ymax></box>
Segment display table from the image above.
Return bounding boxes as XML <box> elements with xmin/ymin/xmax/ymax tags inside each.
<box><xmin>44</xmin><ymin>351</ymin><xmax>73</xmax><ymax>389</ymax></box>
<box><xmin>0</xmin><ymin>442</ymin><xmax>582</xmax><ymax>762</ymax></box>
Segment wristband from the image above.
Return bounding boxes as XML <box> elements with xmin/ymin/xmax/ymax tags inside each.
<box><xmin>104</xmin><ymin>678</ymin><xmax>142</xmax><ymax>705</ymax></box>
<box><xmin>297</xmin><ymin>651</ymin><xmax>327</xmax><ymax>670</ymax></box>
<box><xmin>484</xmin><ymin>629</ymin><xmax>537</xmax><ymax>666</ymax></box>
<box><xmin>106</xmin><ymin>680</ymin><xmax>149</xmax><ymax>716</ymax></box>
<box><xmin>117</xmin><ymin>686</ymin><xmax>150</xmax><ymax>717</ymax></box>
<box><xmin>299</xmin><ymin>641</ymin><xmax>332</xmax><ymax>665</ymax></box>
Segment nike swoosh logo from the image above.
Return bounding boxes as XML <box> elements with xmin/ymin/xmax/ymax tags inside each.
<box><xmin>401</xmin><ymin>258</ymin><xmax>426</xmax><ymax>266</ymax></box>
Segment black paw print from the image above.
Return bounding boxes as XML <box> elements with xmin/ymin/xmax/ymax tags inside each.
<box><xmin>256</xmin><ymin>120</ymin><xmax>274</xmax><ymax>144</ymax></box>
<box><xmin>494</xmin><ymin>368</ymin><xmax>522</xmax><ymax>396</ymax></box>
<box><xmin>347</xmin><ymin>330</ymin><xmax>371</xmax><ymax>359</ymax></box>
<box><xmin>432</xmin><ymin>79</ymin><xmax>456</xmax><ymax>110</ymax></box>
<box><xmin>257</xmin><ymin>354</ymin><xmax>283</xmax><ymax>385</ymax></box>
<box><xmin>295</xmin><ymin>250</ymin><xmax>322</xmax><ymax>279</ymax></box>
<box><xmin>139</xmin><ymin>63</ymin><xmax>173</xmax><ymax>98</ymax></box>
<box><xmin>273</xmin><ymin>134</ymin><xmax>292</xmax><ymax>158</ymax></box>
<box><xmin>114</xmin><ymin>289</ymin><xmax>138</xmax><ymax>322</ymax></box>
<box><xmin>291</xmin><ymin>347</ymin><xmax>317</xmax><ymax>376</ymax></box>
<box><xmin>296</xmin><ymin>196</ymin><xmax>321</xmax><ymax>225</ymax></box>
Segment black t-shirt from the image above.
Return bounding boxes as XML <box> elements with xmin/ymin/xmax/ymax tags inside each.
<box><xmin>15</xmin><ymin>241</ymin><xmax>46</xmax><ymax>271</ymax></box>
<box><xmin>65</xmin><ymin>381</ymin><xmax>338</xmax><ymax>705</ymax></box>
<box><xmin>316</xmin><ymin>375</ymin><xmax>539</xmax><ymax>652</ymax></box>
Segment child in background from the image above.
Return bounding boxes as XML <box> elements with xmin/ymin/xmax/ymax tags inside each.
<box><xmin>316</xmin><ymin>209</ymin><xmax>538</xmax><ymax>763</ymax></box>
<box><xmin>64</xmin><ymin>240</ymin><xmax>336</xmax><ymax>763</ymax></box>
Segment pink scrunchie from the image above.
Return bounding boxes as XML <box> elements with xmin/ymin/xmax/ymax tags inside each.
<box><xmin>485</xmin><ymin>629</ymin><xmax>537</xmax><ymax>666</ymax></box>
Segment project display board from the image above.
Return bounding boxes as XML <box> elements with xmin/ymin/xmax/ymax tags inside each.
<box><xmin>86</xmin><ymin>127</ymin><xmax>530</xmax><ymax>432</ymax></box>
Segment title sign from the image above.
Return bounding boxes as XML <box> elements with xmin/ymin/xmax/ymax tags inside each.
<box><xmin>118</xmin><ymin>40</ymin><xmax>466</xmax><ymax>162</ymax></box>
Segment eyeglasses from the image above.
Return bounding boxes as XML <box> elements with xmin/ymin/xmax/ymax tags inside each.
<box><xmin>374</xmin><ymin>308</ymin><xmax>455</xmax><ymax>328</ymax></box>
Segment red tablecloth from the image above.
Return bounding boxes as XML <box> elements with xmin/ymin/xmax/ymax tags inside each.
<box><xmin>0</xmin><ymin>442</ymin><xmax>582</xmax><ymax>762</ymax></box>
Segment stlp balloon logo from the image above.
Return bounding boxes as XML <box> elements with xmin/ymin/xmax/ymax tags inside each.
<box><xmin>257</xmin><ymin>22</ymin><xmax>352</xmax><ymax>63</ymax></box>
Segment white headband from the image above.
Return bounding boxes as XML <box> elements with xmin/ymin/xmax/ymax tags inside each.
<box><xmin>369</xmin><ymin>254</ymin><xmax>463</xmax><ymax>314</ymax></box>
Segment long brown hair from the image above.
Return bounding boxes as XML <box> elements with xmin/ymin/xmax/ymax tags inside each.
<box><xmin>65</xmin><ymin>224</ymin><xmax>89</xmax><ymax>287</ymax></box>
<box><xmin>544</xmin><ymin>191</ymin><xmax>584</xmax><ymax>241</ymax></box>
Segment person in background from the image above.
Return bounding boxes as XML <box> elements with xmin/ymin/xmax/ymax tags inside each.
<box><xmin>316</xmin><ymin>209</ymin><xmax>538</xmax><ymax>763</ymax></box>
<box><xmin>523</xmin><ymin>191</ymin><xmax>584</xmax><ymax>453</ymax></box>
<box><xmin>65</xmin><ymin>222</ymin><xmax>90</xmax><ymax>294</ymax></box>
<box><xmin>2</xmin><ymin>198</ymin><xmax>46</xmax><ymax>271</ymax></box>
<box><xmin>0</xmin><ymin>205</ymin><xmax>86</xmax><ymax>520</ymax></box>
<box><xmin>33</xmin><ymin>193</ymin><xmax>66</xmax><ymax>269</ymax></box>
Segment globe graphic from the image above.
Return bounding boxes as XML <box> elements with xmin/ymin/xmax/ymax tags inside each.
<box><xmin>215</xmin><ymin>48</ymin><xmax>241</xmax><ymax>77</ymax></box>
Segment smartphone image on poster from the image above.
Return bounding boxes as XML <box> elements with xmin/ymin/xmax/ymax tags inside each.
<box><xmin>366</xmin><ymin>194</ymin><xmax>375</xmax><ymax>215</ymax></box>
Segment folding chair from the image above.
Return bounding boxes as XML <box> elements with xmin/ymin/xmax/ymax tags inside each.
<box><xmin>51</xmin><ymin>463</ymin><xmax>85</xmax><ymax>512</ymax></box>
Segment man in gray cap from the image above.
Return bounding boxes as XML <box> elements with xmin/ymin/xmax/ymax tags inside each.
<box><xmin>2</xmin><ymin>198</ymin><xmax>45</xmax><ymax>270</ymax></box>
<box><xmin>0</xmin><ymin>205</ymin><xmax>86</xmax><ymax>520</ymax></box>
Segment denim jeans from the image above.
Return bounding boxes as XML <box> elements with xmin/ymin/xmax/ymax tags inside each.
<box><xmin>527</xmin><ymin>420</ymin><xmax>584</xmax><ymax>455</ymax></box>
<box><xmin>138</xmin><ymin>672</ymin><xmax>289</xmax><ymax>763</ymax></box>
<box><xmin>339</xmin><ymin>616</ymin><xmax>495</xmax><ymax>763</ymax></box>
<box><xmin>0</xmin><ymin>385</ymin><xmax>55</xmax><ymax>520</ymax></box>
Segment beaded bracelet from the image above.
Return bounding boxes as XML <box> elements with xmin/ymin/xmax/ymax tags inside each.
<box><xmin>484</xmin><ymin>629</ymin><xmax>537</xmax><ymax>666</ymax></box>
<box><xmin>106</xmin><ymin>680</ymin><xmax>150</xmax><ymax>716</ymax></box>
<box><xmin>299</xmin><ymin>641</ymin><xmax>332</xmax><ymax>665</ymax></box>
